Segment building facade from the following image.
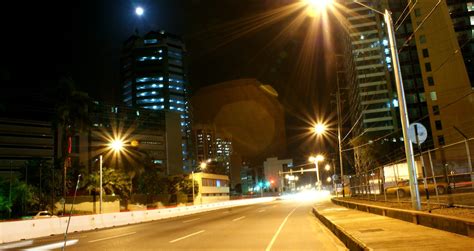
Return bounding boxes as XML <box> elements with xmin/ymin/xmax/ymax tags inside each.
<box><xmin>120</xmin><ymin>30</ymin><xmax>191</xmax><ymax>172</ymax></box>
<box><xmin>341</xmin><ymin>0</ymin><xmax>474</xmax><ymax>169</ymax></box>
<box><xmin>58</xmin><ymin>102</ymin><xmax>184</xmax><ymax>176</ymax></box>
<box><xmin>446</xmin><ymin>0</ymin><xmax>474</xmax><ymax>87</ymax></box>
<box><xmin>0</xmin><ymin>118</ymin><xmax>55</xmax><ymax>174</ymax></box>
<box><xmin>190</xmin><ymin>172</ymin><xmax>230</xmax><ymax>204</ymax></box>
<box><xmin>342</xmin><ymin>0</ymin><xmax>399</xmax><ymax>137</ymax></box>
<box><xmin>192</xmin><ymin>125</ymin><xmax>233</xmax><ymax>176</ymax></box>
<box><xmin>263</xmin><ymin>157</ymin><xmax>293</xmax><ymax>193</ymax></box>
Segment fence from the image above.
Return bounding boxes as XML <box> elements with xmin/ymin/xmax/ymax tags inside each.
<box><xmin>349</xmin><ymin>138</ymin><xmax>474</xmax><ymax>207</ymax></box>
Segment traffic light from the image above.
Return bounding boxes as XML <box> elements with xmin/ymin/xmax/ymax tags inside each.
<box><xmin>265</xmin><ymin>181</ymin><xmax>270</xmax><ymax>188</ymax></box>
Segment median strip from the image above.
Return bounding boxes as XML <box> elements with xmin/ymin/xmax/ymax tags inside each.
<box><xmin>169</xmin><ymin>230</ymin><xmax>205</xmax><ymax>243</ymax></box>
<box><xmin>88</xmin><ymin>232</ymin><xmax>136</xmax><ymax>243</ymax></box>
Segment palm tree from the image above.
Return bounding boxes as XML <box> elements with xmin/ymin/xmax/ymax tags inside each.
<box><xmin>55</xmin><ymin>78</ymin><xmax>91</xmax><ymax>202</ymax></box>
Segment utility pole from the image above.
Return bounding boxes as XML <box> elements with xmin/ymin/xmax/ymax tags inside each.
<box><xmin>336</xmin><ymin>67</ymin><xmax>345</xmax><ymax>197</ymax></box>
<box><xmin>385</xmin><ymin>9</ymin><xmax>421</xmax><ymax>210</ymax></box>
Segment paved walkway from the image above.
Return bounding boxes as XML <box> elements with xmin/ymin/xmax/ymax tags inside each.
<box><xmin>314</xmin><ymin>200</ymin><xmax>474</xmax><ymax>250</ymax></box>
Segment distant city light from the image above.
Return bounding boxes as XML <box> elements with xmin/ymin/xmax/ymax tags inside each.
<box><xmin>135</xmin><ymin>7</ymin><xmax>144</xmax><ymax>16</ymax></box>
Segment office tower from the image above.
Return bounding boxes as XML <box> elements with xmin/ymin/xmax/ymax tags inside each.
<box><xmin>120</xmin><ymin>30</ymin><xmax>191</xmax><ymax>172</ymax></box>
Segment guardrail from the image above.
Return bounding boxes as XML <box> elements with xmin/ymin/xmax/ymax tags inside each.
<box><xmin>332</xmin><ymin>198</ymin><xmax>474</xmax><ymax>238</ymax></box>
<box><xmin>0</xmin><ymin>197</ymin><xmax>274</xmax><ymax>244</ymax></box>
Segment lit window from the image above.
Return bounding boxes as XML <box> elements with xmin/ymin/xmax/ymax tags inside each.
<box><xmin>392</xmin><ymin>99</ymin><xmax>399</xmax><ymax>107</ymax></box>
<box><xmin>144</xmin><ymin>39</ymin><xmax>158</xmax><ymax>44</ymax></box>
<box><xmin>468</xmin><ymin>2</ymin><xmax>474</xmax><ymax>12</ymax></box>
<box><xmin>430</xmin><ymin>91</ymin><xmax>437</xmax><ymax>101</ymax></box>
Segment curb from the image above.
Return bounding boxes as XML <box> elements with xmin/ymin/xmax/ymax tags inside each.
<box><xmin>312</xmin><ymin>207</ymin><xmax>372</xmax><ymax>251</ymax></box>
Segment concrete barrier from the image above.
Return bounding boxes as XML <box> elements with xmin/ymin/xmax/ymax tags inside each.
<box><xmin>0</xmin><ymin>197</ymin><xmax>274</xmax><ymax>244</ymax></box>
<box><xmin>332</xmin><ymin>198</ymin><xmax>474</xmax><ymax>238</ymax></box>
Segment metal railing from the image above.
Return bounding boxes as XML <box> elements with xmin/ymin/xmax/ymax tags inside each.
<box><xmin>349</xmin><ymin>138</ymin><xmax>474</xmax><ymax>208</ymax></box>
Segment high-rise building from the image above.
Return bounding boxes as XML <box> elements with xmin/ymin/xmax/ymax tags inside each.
<box><xmin>341</xmin><ymin>0</ymin><xmax>474</xmax><ymax>167</ymax></box>
<box><xmin>446</xmin><ymin>1</ymin><xmax>474</xmax><ymax>86</ymax></box>
<box><xmin>120</xmin><ymin>30</ymin><xmax>191</xmax><ymax>172</ymax></box>
<box><xmin>192</xmin><ymin>125</ymin><xmax>233</xmax><ymax>176</ymax></box>
<box><xmin>57</xmin><ymin>102</ymin><xmax>184</xmax><ymax>176</ymax></box>
<box><xmin>341</xmin><ymin>0</ymin><xmax>399</xmax><ymax>137</ymax></box>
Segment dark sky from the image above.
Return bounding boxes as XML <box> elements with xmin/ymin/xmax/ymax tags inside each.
<box><xmin>0</xmin><ymin>0</ymin><xmax>340</xmax><ymax>160</ymax></box>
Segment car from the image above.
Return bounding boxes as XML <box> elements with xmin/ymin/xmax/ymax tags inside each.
<box><xmin>32</xmin><ymin>210</ymin><xmax>58</xmax><ymax>219</ymax></box>
<box><xmin>385</xmin><ymin>179</ymin><xmax>449</xmax><ymax>197</ymax></box>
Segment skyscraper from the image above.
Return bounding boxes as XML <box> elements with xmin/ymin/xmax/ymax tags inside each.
<box><xmin>120</xmin><ymin>30</ymin><xmax>191</xmax><ymax>172</ymax></box>
<box><xmin>342</xmin><ymin>0</ymin><xmax>399</xmax><ymax>138</ymax></box>
<box><xmin>341</xmin><ymin>0</ymin><xmax>474</xmax><ymax>167</ymax></box>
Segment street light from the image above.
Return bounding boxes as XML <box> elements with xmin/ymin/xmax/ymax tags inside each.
<box><xmin>99</xmin><ymin>138</ymin><xmax>125</xmax><ymax>214</ymax></box>
<box><xmin>309</xmin><ymin>154</ymin><xmax>324</xmax><ymax>190</ymax></box>
<box><xmin>313</xmin><ymin>123</ymin><xmax>327</xmax><ymax>135</ymax></box>
<box><xmin>192</xmin><ymin>162</ymin><xmax>207</xmax><ymax>205</ymax></box>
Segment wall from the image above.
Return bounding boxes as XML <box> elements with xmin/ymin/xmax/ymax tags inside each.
<box><xmin>0</xmin><ymin>197</ymin><xmax>274</xmax><ymax>244</ymax></box>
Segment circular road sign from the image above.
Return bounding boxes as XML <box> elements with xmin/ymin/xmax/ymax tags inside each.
<box><xmin>408</xmin><ymin>123</ymin><xmax>428</xmax><ymax>145</ymax></box>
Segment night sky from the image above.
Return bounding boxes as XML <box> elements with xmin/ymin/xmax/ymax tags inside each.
<box><xmin>0</xmin><ymin>0</ymin><xmax>340</xmax><ymax>160</ymax></box>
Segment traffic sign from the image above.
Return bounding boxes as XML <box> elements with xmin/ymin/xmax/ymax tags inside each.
<box><xmin>408</xmin><ymin>123</ymin><xmax>427</xmax><ymax>145</ymax></box>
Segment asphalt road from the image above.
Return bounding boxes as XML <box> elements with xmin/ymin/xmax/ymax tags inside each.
<box><xmin>5</xmin><ymin>198</ymin><xmax>346</xmax><ymax>250</ymax></box>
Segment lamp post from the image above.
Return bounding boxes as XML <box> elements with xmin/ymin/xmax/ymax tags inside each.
<box><xmin>99</xmin><ymin>155</ymin><xmax>103</xmax><ymax>214</ymax></box>
<box><xmin>309</xmin><ymin>154</ymin><xmax>325</xmax><ymax>190</ymax></box>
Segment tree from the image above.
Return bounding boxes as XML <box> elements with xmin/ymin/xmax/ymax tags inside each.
<box><xmin>83</xmin><ymin>166</ymin><xmax>132</xmax><ymax>201</ymax></box>
<box><xmin>0</xmin><ymin>177</ymin><xmax>35</xmax><ymax>219</ymax></box>
<box><xmin>55</xmin><ymin>78</ymin><xmax>91</xmax><ymax>200</ymax></box>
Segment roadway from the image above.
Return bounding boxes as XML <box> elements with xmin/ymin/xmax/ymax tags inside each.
<box><xmin>4</xmin><ymin>198</ymin><xmax>347</xmax><ymax>250</ymax></box>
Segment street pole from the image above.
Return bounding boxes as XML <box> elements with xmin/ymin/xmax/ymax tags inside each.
<box><xmin>192</xmin><ymin>171</ymin><xmax>195</xmax><ymax>204</ymax></box>
<box><xmin>336</xmin><ymin>69</ymin><xmax>345</xmax><ymax>197</ymax></box>
<box><xmin>384</xmin><ymin>9</ymin><xmax>421</xmax><ymax>210</ymax></box>
<box><xmin>315</xmin><ymin>162</ymin><xmax>321</xmax><ymax>190</ymax></box>
<box><xmin>99</xmin><ymin>155</ymin><xmax>103</xmax><ymax>214</ymax></box>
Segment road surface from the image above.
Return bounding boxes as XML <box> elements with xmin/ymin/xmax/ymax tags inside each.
<box><xmin>3</xmin><ymin>198</ymin><xmax>346</xmax><ymax>250</ymax></box>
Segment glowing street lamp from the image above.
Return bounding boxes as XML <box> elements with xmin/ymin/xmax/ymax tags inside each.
<box><xmin>99</xmin><ymin>138</ymin><xmax>125</xmax><ymax>214</ymax></box>
<box><xmin>324</xmin><ymin>164</ymin><xmax>331</xmax><ymax>171</ymax></box>
<box><xmin>313</xmin><ymin>123</ymin><xmax>327</xmax><ymax>135</ymax></box>
<box><xmin>304</xmin><ymin>0</ymin><xmax>333</xmax><ymax>16</ymax></box>
<box><xmin>309</xmin><ymin>154</ymin><xmax>325</xmax><ymax>190</ymax></box>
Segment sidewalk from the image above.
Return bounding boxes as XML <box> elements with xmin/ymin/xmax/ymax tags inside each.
<box><xmin>313</xmin><ymin>200</ymin><xmax>474</xmax><ymax>250</ymax></box>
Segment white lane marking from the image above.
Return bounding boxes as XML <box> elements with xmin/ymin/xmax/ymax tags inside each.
<box><xmin>258</xmin><ymin>209</ymin><xmax>266</xmax><ymax>213</ymax></box>
<box><xmin>24</xmin><ymin>239</ymin><xmax>78</xmax><ymax>250</ymax></box>
<box><xmin>232</xmin><ymin>216</ymin><xmax>246</xmax><ymax>222</ymax></box>
<box><xmin>265</xmin><ymin>207</ymin><xmax>298</xmax><ymax>251</ymax></box>
<box><xmin>0</xmin><ymin>240</ymin><xmax>33</xmax><ymax>249</ymax></box>
<box><xmin>88</xmin><ymin>232</ymin><xmax>136</xmax><ymax>243</ymax></box>
<box><xmin>183</xmin><ymin>218</ymin><xmax>201</xmax><ymax>223</ymax></box>
<box><xmin>169</xmin><ymin>230</ymin><xmax>205</xmax><ymax>243</ymax></box>
<box><xmin>222</xmin><ymin>211</ymin><xmax>230</xmax><ymax>214</ymax></box>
